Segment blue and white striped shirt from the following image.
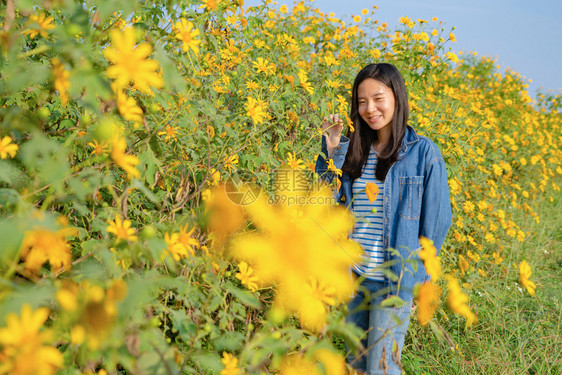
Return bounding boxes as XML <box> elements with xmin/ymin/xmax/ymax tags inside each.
<box><xmin>350</xmin><ymin>146</ymin><xmax>385</xmax><ymax>281</ymax></box>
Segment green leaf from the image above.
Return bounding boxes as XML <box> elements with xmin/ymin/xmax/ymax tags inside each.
<box><xmin>224</xmin><ymin>282</ymin><xmax>261</xmax><ymax>308</ymax></box>
<box><xmin>380</xmin><ymin>295</ymin><xmax>406</xmax><ymax>308</ymax></box>
<box><xmin>194</xmin><ymin>350</ymin><xmax>223</xmax><ymax>373</ymax></box>
<box><xmin>213</xmin><ymin>331</ymin><xmax>245</xmax><ymax>352</ymax></box>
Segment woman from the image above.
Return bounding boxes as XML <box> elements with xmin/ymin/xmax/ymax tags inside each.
<box><xmin>315</xmin><ymin>63</ymin><xmax>452</xmax><ymax>374</ymax></box>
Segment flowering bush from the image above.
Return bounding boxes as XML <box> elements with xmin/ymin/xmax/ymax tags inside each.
<box><xmin>0</xmin><ymin>0</ymin><xmax>559</xmax><ymax>374</ymax></box>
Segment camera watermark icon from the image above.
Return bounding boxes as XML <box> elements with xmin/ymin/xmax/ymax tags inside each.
<box><xmin>224</xmin><ymin>170</ymin><xmax>261</xmax><ymax>206</ymax></box>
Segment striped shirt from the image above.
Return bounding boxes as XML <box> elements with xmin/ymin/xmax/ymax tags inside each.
<box><xmin>350</xmin><ymin>146</ymin><xmax>385</xmax><ymax>281</ymax></box>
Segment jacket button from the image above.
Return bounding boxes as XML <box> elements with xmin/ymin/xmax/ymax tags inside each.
<box><xmin>337</xmin><ymin>147</ymin><xmax>341</xmax><ymax>150</ymax></box>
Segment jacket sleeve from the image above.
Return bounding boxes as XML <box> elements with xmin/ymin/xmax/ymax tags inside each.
<box><xmin>314</xmin><ymin>135</ymin><xmax>350</xmax><ymax>184</ymax></box>
<box><xmin>419</xmin><ymin>143</ymin><xmax>453</xmax><ymax>255</ymax></box>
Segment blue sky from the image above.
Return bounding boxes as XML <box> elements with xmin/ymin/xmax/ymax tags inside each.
<box><xmin>244</xmin><ymin>0</ymin><xmax>562</xmax><ymax>96</ymax></box>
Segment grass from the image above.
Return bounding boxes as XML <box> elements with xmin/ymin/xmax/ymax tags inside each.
<box><xmin>403</xmin><ymin>183</ymin><xmax>562</xmax><ymax>374</ymax></box>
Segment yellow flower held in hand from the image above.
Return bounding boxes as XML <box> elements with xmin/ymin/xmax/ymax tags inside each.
<box><xmin>173</xmin><ymin>19</ymin><xmax>201</xmax><ymax>54</ymax></box>
<box><xmin>0</xmin><ymin>136</ymin><xmax>18</xmax><ymax>159</ymax></box>
<box><xmin>106</xmin><ymin>214</ymin><xmax>138</xmax><ymax>242</ymax></box>
<box><xmin>111</xmin><ymin>137</ymin><xmax>141</xmax><ymax>180</ymax></box>
<box><xmin>0</xmin><ymin>304</ymin><xmax>63</xmax><ymax>375</ymax></box>
<box><xmin>519</xmin><ymin>260</ymin><xmax>537</xmax><ymax>296</ymax></box>
<box><xmin>445</xmin><ymin>275</ymin><xmax>477</xmax><ymax>327</ymax></box>
<box><xmin>103</xmin><ymin>27</ymin><xmax>164</xmax><ymax>94</ymax></box>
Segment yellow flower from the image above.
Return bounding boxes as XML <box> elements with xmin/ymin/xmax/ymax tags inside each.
<box><xmin>279</xmin><ymin>5</ymin><xmax>288</xmax><ymax>14</ymax></box>
<box><xmin>69</xmin><ymin>280</ymin><xmax>127</xmax><ymax>350</ymax></box>
<box><xmin>361</xmin><ymin>8</ymin><xmax>369</xmax><ymax>15</ymax></box>
<box><xmin>210</xmin><ymin>168</ymin><xmax>221</xmax><ymax>185</ymax></box>
<box><xmin>326</xmin><ymin>158</ymin><xmax>342</xmax><ymax>177</ymax></box>
<box><xmin>0</xmin><ymin>136</ymin><xmax>18</xmax><ymax>159</ymax></box>
<box><xmin>415</xmin><ymin>282</ymin><xmax>442</xmax><ymax>325</ymax></box>
<box><xmin>87</xmin><ymin>140</ymin><xmax>109</xmax><ymax>156</ymax></box>
<box><xmin>205</xmin><ymin>184</ymin><xmax>245</xmax><ymax>247</ymax></box>
<box><xmin>157</xmin><ymin>124</ymin><xmax>180</xmax><ymax>142</ymax></box>
<box><xmin>106</xmin><ymin>214</ymin><xmax>138</xmax><ymax>242</ymax></box>
<box><xmin>252</xmin><ymin>57</ymin><xmax>276</xmax><ymax>75</ymax></box>
<box><xmin>245</xmin><ymin>96</ymin><xmax>268</xmax><ymax>124</ymax></box>
<box><xmin>445</xmin><ymin>275</ymin><xmax>477</xmax><ymax>327</ymax></box>
<box><xmin>111</xmin><ymin>137</ymin><xmax>141</xmax><ymax>179</ymax></box>
<box><xmin>24</xmin><ymin>13</ymin><xmax>55</xmax><ymax>39</ymax></box>
<box><xmin>279</xmin><ymin>353</ymin><xmax>319</xmax><ymax>375</ymax></box>
<box><xmin>173</xmin><ymin>18</ymin><xmax>201</xmax><ymax>54</ymax></box>
<box><xmin>103</xmin><ymin>27</ymin><xmax>163</xmax><ymax>94</ymax></box>
<box><xmin>224</xmin><ymin>154</ymin><xmax>239</xmax><ymax>171</ymax></box>
<box><xmin>20</xmin><ymin>227</ymin><xmax>73</xmax><ymax>273</ymax></box>
<box><xmin>52</xmin><ymin>58</ymin><xmax>70</xmax><ymax>106</ymax></box>
<box><xmin>419</xmin><ymin>236</ymin><xmax>442</xmax><ymax>282</ymax></box>
<box><xmin>229</xmin><ymin>178</ymin><xmax>361</xmax><ymax>332</ymax></box>
<box><xmin>164</xmin><ymin>232</ymin><xmax>191</xmax><ymax>261</ymax></box>
<box><xmin>365</xmin><ymin>182</ymin><xmax>379</xmax><ymax>203</ymax></box>
<box><xmin>458</xmin><ymin>254</ymin><xmax>469</xmax><ymax>275</ymax></box>
<box><xmin>116</xmin><ymin>91</ymin><xmax>143</xmax><ymax>124</ymax></box>
<box><xmin>519</xmin><ymin>260</ymin><xmax>536</xmax><ymax>296</ymax></box>
<box><xmin>220</xmin><ymin>352</ymin><xmax>241</xmax><ymax>375</ymax></box>
<box><xmin>0</xmin><ymin>304</ymin><xmax>63</xmax><ymax>375</ymax></box>
<box><xmin>199</xmin><ymin>0</ymin><xmax>221</xmax><ymax>11</ymax></box>
<box><xmin>236</xmin><ymin>261</ymin><xmax>259</xmax><ymax>292</ymax></box>
<box><xmin>178</xmin><ymin>225</ymin><xmax>199</xmax><ymax>254</ymax></box>
<box><xmin>286</xmin><ymin>152</ymin><xmax>305</xmax><ymax>170</ymax></box>
<box><xmin>314</xmin><ymin>348</ymin><xmax>346</xmax><ymax>375</ymax></box>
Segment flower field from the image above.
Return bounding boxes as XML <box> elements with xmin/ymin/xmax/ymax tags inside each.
<box><xmin>0</xmin><ymin>0</ymin><xmax>560</xmax><ymax>374</ymax></box>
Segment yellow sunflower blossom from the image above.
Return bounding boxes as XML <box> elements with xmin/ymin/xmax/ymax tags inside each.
<box><xmin>245</xmin><ymin>96</ymin><xmax>268</xmax><ymax>124</ymax></box>
<box><xmin>205</xmin><ymin>184</ymin><xmax>245</xmax><ymax>247</ymax></box>
<box><xmin>229</xmin><ymin>176</ymin><xmax>361</xmax><ymax>332</ymax></box>
<box><xmin>0</xmin><ymin>136</ymin><xmax>18</xmax><ymax>159</ymax></box>
<box><xmin>116</xmin><ymin>91</ymin><xmax>143</xmax><ymax>124</ymax></box>
<box><xmin>20</xmin><ymin>227</ymin><xmax>73</xmax><ymax>274</ymax></box>
<box><xmin>286</xmin><ymin>152</ymin><xmax>305</xmax><ymax>170</ymax></box>
<box><xmin>106</xmin><ymin>214</ymin><xmax>138</xmax><ymax>242</ymax></box>
<box><xmin>52</xmin><ymin>58</ymin><xmax>70</xmax><ymax>106</ymax></box>
<box><xmin>24</xmin><ymin>13</ymin><xmax>56</xmax><ymax>39</ymax></box>
<box><xmin>326</xmin><ymin>158</ymin><xmax>342</xmax><ymax>177</ymax></box>
<box><xmin>445</xmin><ymin>275</ymin><xmax>477</xmax><ymax>327</ymax></box>
<box><xmin>87</xmin><ymin>139</ymin><xmax>109</xmax><ymax>156</ymax></box>
<box><xmin>224</xmin><ymin>154</ymin><xmax>239</xmax><ymax>171</ymax></box>
<box><xmin>173</xmin><ymin>18</ymin><xmax>201</xmax><ymax>54</ymax></box>
<box><xmin>0</xmin><ymin>304</ymin><xmax>63</xmax><ymax>375</ymax></box>
<box><xmin>415</xmin><ymin>281</ymin><xmax>442</xmax><ymax>325</ymax></box>
<box><xmin>252</xmin><ymin>57</ymin><xmax>276</xmax><ymax>75</ymax></box>
<box><xmin>103</xmin><ymin>27</ymin><xmax>164</xmax><ymax>94</ymax></box>
<box><xmin>236</xmin><ymin>261</ymin><xmax>259</xmax><ymax>292</ymax></box>
<box><xmin>199</xmin><ymin>0</ymin><xmax>221</xmax><ymax>11</ymax></box>
<box><xmin>177</xmin><ymin>224</ymin><xmax>200</xmax><ymax>255</ymax></box>
<box><xmin>157</xmin><ymin>124</ymin><xmax>180</xmax><ymax>142</ymax></box>
<box><xmin>111</xmin><ymin>137</ymin><xmax>141</xmax><ymax>179</ymax></box>
<box><xmin>63</xmin><ymin>280</ymin><xmax>127</xmax><ymax>350</ymax></box>
<box><xmin>519</xmin><ymin>260</ymin><xmax>536</xmax><ymax>296</ymax></box>
<box><xmin>220</xmin><ymin>352</ymin><xmax>241</xmax><ymax>375</ymax></box>
<box><xmin>164</xmin><ymin>232</ymin><xmax>191</xmax><ymax>261</ymax></box>
<box><xmin>419</xmin><ymin>236</ymin><xmax>442</xmax><ymax>282</ymax></box>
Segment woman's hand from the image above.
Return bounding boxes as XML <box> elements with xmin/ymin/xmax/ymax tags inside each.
<box><xmin>322</xmin><ymin>114</ymin><xmax>344</xmax><ymax>157</ymax></box>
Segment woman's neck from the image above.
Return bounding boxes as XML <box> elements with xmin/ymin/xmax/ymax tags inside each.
<box><xmin>373</xmin><ymin>126</ymin><xmax>392</xmax><ymax>153</ymax></box>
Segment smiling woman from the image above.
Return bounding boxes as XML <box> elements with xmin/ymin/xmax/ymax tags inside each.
<box><xmin>316</xmin><ymin>63</ymin><xmax>453</xmax><ymax>374</ymax></box>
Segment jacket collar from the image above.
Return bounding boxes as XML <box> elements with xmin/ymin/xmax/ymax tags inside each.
<box><xmin>398</xmin><ymin>125</ymin><xmax>419</xmax><ymax>159</ymax></box>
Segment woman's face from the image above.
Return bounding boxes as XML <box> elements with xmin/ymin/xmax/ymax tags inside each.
<box><xmin>357</xmin><ymin>78</ymin><xmax>396</xmax><ymax>133</ymax></box>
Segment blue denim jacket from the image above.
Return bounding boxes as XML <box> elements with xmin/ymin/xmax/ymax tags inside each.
<box><xmin>315</xmin><ymin>125</ymin><xmax>452</xmax><ymax>300</ymax></box>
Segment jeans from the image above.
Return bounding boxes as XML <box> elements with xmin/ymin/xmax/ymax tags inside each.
<box><xmin>346</xmin><ymin>278</ymin><xmax>413</xmax><ymax>375</ymax></box>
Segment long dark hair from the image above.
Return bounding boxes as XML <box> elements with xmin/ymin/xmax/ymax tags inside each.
<box><xmin>342</xmin><ymin>63</ymin><xmax>409</xmax><ymax>181</ymax></box>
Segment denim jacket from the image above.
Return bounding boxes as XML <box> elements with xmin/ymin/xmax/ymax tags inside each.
<box><xmin>315</xmin><ymin>125</ymin><xmax>452</xmax><ymax>300</ymax></box>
